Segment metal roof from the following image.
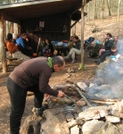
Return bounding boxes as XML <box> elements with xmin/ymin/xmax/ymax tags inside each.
<box><xmin>0</xmin><ymin>0</ymin><xmax>91</xmax><ymax>22</ymax></box>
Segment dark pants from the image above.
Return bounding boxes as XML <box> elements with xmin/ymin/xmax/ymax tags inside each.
<box><xmin>18</xmin><ymin>46</ymin><xmax>34</xmax><ymax>57</ymax></box>
<box><xmin>6</xmin><ymin>77</ymin><xmax>44</xmax><ymax>134</ymax></box>
<box><xmin>100</xmin><ymin>50</ymin><xmax>113</xmax><ymax>62</ymax></box>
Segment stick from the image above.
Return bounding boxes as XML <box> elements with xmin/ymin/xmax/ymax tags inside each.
<box><xmin>66</xmin><ymin>80</ymin><xmax>91</xmax><ymax>107</ymax></box>
<box><xmin>90</xmin><ymin>100</ymin><xmax>116</xmax><ymax>105</ymax></box>
<box><xmin>64</xmin><ymin>94</ymin><xmax>76</xmax><ymax>104</ymax></box>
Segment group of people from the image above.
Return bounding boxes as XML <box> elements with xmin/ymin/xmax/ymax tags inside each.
<box><xmin>5</xmin><ymin>33</ymin><xmax>55</xmax><ymax>63</ymax></box>
<box><xmin>36</xmin><ymin>37</ymin><xmax>54</xmax><ymax>57</ymax></box>
<box><xmin>95</xmin><ymin>33</ymin><xmax>119</xmax><ymax>64</ymax></box>
<box><xmin>5</xmin><ymin>33</ymin><xmax>31</xmax><ymax>62</ymax></box>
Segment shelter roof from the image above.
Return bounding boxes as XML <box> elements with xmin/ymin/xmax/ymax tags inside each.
<box><xmin>0</xmin><ymin>0</ymin><xmax>91</xmax><ymax>22</ymax></box>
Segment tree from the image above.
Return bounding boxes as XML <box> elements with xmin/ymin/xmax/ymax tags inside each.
<box><xmin>106</xmin><ymin>0</ymin><xmax>111</xmax><ymax>16</ymax></box>
<box><xmin>117</xmin><ymin>0</ymin><xmax>121</xmax><ymax>21</ymax></box>
<box><xmin>101</xmin><ymin>0</ymin><xmax>105</xmax><ymax>19</ymax></box>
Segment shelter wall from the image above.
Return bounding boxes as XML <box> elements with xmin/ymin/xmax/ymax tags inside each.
<box><xmin>21</xmin><ymin>13</ymin><xmax>71</xmax><ymax>48</ymax></box>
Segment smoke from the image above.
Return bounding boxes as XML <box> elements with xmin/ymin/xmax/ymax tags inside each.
<box><xmin>88</xmin><ymin>39</ymin><xmax>123</xmax><ymax>99</ymax></box>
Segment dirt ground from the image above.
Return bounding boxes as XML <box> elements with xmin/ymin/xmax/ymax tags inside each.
<box><xmin>0</xmin><ymin>52</ymin><xmax>97</xmax><ymax>134</ymax></box>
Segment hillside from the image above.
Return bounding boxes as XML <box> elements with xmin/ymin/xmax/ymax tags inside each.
<box><xmin>76</xmin><ymin>15</ymin><xmax>123</xmax><ymax>42</ymax></box>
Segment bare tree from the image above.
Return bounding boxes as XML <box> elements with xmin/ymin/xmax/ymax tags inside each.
<box><xmin>100</xmin><ymin>0</ymin><xmax>105</xmax><ymax>19</ymax></box>
<box><xmin>117</xmin><ymin>0</ymin><xmax>121</xmax><ymax>21</ymax></box>
<box><xmin>93</xmin><ymin>0</ymin><xmax>97</xmax><ymax>19</ymax></box>
<box><xmin>106</xmin><ymin>0</ymin><xmax>111</xmax><ymax>16</ymax></box>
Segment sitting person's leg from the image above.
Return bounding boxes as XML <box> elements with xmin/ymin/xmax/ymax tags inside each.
<box><xmin>96</xmin><ymin>50</ymin><xmax>112</xmax><ymax>64</ymax></box>
<box><xmin>71</xmin><ymin>48</ymin><xmax>81</xmax><ymax>63</ymax></box>
<box><xmin>99</xmin><ymin>49</ymin><xmax>105</xmax><ymax>57</ymax></box>
<box><xmin>65</xmin><ymin>48</ymin><xmax>81</xmax><ymax>63</ymax></box>
<box><xmin>64</xmin><ymin>48</ymin><xmax>74</xmax><ymax>58</ymax></box>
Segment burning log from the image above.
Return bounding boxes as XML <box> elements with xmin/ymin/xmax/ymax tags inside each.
<box><xmin>66</xmin><ymin>80</ymin><xmax>91</xmax><ymax>107</ymax></box>
<box><xmin>49</xmin><ymin>96</ymin><xmax>75</xmax><ymax>105</ymax></box>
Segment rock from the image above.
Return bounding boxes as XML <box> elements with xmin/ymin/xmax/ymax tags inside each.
<box><xmin>82</xmin><ymin>120</ymin><xmax>106</xmax><ymax>134</ymax></box>
<box><xmin>77</xmin><ymin>82</ymin><xmax>88</xmax><ymax>90</ymax></box>
<box><xmin>78</xmin><ymin>106</ymin><xmax>109</xmax><ymax>120</ymax></box>
<box><xmin>105</xmin><ymin>115</ymin><xmax>120</xmax><ymax>123</ymax></box>
<box><xmin>41</xmin><ymin>109</ymin><xmax>69</xmax><ymax>134</ymax></box>
<box><xmin>70</xmin><ymin>125</ymin><xmax>79</xmax><ymax>134</ymax></box>
<box><xmin>82</xmin><ymin>120</ymin><xmax>123</xmax><ymax>134</ymax></box>
<box><xmin>67</xmin><ymin>68</ymin><xmax>75</xmax><ymax>73</ymax></box>
<box><xmin>111</xmin><ymin>99</ymin><xmax>123</xmax><ymax>112</ymax></box>
<box><xmin>20</xmin><ymin>114</ymin><xmax>42</xmax><ymax>134</ymax></box>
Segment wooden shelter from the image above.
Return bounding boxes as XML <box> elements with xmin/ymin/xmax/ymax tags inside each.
<box><xmin>0</xmin><ymin>0</ymin><xmax>91</xmax><ymax>72</ymax></box>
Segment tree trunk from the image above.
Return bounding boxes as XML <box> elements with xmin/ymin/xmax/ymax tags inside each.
<box><xmin>117</xmin><ymin>0</ymin><xmax>121</xmax><ymax>22</ymax></box>
<box><xmin>93</xmin><ymin>0</ymin><xmax>97</xmax><ymax>19</ymax></box>
<box><xmin>0</xmin><ymin>12</ymin><xmax>7</xmax><ymax>73</ymax></box>
<box><xmin>87</xmin><ymin>2</ymin><xmax>90</xmax><ymax>24</ymax></box>
<box><xmin>101</xmin><ymin>0</ymin><xmax>105</xmax><ymax>19</ymax></box>
<box><xmin>106</xmin><ymin>0</ymin><xmax>111</xmax><ymax>16</ymax></box>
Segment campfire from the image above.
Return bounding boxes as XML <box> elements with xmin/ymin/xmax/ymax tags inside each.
<box><xmin>20</xmin><ymin>40</ymin><xmax>123</xmax><ymax>134</ymax></box>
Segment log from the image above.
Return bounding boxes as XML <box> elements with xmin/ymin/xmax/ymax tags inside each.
<box><xmin>90</xmin><ymin>100</ymin><xmax>117</xmax><ymax>105</ymax></box>
<box><xmin>66</xmin><ymin>80</ymin><xmax>91</xmax><ymax>107</ymax></box>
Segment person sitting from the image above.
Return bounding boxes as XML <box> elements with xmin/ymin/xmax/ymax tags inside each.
<box><xmin>98</xmin><ymin>33</ymin><xmax>114</xmax><ymax>58</ymax></box>
<box><xmin>5</xmin><ymin>33</ymin><xmax>19</xmax><ymax>55</ymax></box>
<box><xmin>95</xmin><ymin>36</ymin><xmax>118</xmax><ymax>65</ymax></box>
<box><xmin>16</xmin><ymin>33</ymin><xmax>37</xmax><ymax>57</ymax></box>
<box><xmin>5</xmin><ymin>33</ymin><xmax>30</xmax><ymax>62</ymax></box>
<box><xmin>42</xmin><ymin>38</ymin><xmax>54</xmax><ymax>57</ymax></box>
<box><xmin>64</xmin><ymin>35</ymin><xmax>81</xmax><ymax>63</ymax></box>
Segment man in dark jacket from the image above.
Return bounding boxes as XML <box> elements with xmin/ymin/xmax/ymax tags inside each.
<box><xmin>6</xmin><ymin>56</ymin><xmax>65</xmax><ymax>134</ymax></box>
<box><xmin>95</xmin><ymin>33</ymin><xmax>114</xmax><ymax>64</ymax></box>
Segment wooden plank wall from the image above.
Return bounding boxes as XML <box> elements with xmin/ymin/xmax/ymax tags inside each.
<box><xmin>21</xmin><ymin>13</ymin><xmax>71</xmax><ymax>50</ymax></box>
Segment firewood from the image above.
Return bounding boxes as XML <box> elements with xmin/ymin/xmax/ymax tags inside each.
<box><xmin>66</xmin><ymin>80</ymin><xmax>91</xmax><ymax>107</ymax></box>
<box><xmin>49</xmin><ymin>96</ymin><xmax>74</xmax><ymax>105</ymax></box>
<box><xmin>90</xmin><ymin>100</ymin><xmax>117</xmax><ymax>105</ymax></box>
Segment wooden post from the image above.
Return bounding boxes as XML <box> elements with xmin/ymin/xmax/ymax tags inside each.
<box><xmin>80</xmin><ymin>4</ymin><xmax>85</xmax><ymax>71</ymax></box>
<box><xmin>0</xmin><ymin>11</ymin><xmax>7</xmax><ymax>73</ymax></box>
<box><xmin>10</xmin><ymin>22</ymin><xmax>14</xmax><ymax>34</ymax></box>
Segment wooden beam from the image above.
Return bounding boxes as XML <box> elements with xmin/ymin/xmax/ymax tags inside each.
<box><xmin>70</xmin><ymin>19</ymin><xmax>80</xmax><ymax>28</ymax></box>
<box><xmin>69</xmin><ymin>0</ymin><xmax>82</xmax><ymax>16</ymax></box>
<box><xmin>0</xmin><ymin>0</ymin><xmax>63</xmax><ymax>9</ymax></box>
<box><xmin>2</xmin><ymin>11</ymin><xmax>20</xmax><ymax>24</ymax></box>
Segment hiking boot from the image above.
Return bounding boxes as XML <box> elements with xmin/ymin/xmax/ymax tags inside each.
<box><xmin>35</xmin><ymin>105</ymin><xmax>48</xmax><ymax>116</ymax></box>
<box><xmin>71</xmin><ymin>60</ymin><xmax>75</xmax><ymax>64</ymax></box>
<box><xmin>64</xmin><ymin>56</ymin><xmax>69</xmax><ymax>59</ymax></box>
